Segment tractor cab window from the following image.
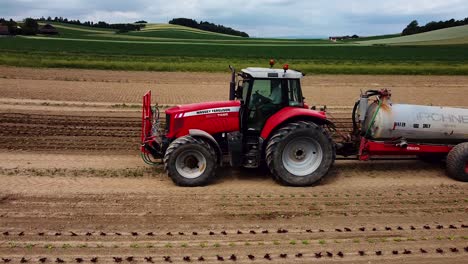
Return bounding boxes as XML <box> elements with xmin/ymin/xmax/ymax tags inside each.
<box><xmin>288</xmin><ymin>79</ymin><xmax>303</xmax><ymax>107</ymax></box>
<box><xmin>248</xmin><ymin>79</ymin><xmax>283</xmax><ymax>108</ymax></box>
<box><xmin>246</xmin><ymin>79</ymin><xmax>285</xmax><ymax>131</ymax></box>
<box><xmin>240</xmin><ymin>79</ymin><xmax>250</xmax><ymax>101</ymax></box>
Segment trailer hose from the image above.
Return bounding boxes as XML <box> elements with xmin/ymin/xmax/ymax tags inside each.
<box><xmin>351</xmin><ymin>99</ymin><xmax>360</xmax><ymax>135</ymax></box>
<box><xmin>352</xmin><ymin>90</ymin><xmax>380</xmax><ymax>135</ymax></box>
<box><xmin>364</xmin><ymin>98</ymin><xmax>382</xmax><ymax>137</ymax></box>
<box><xmin>140</xmin><ymin>152</ymin><xmax>160</xmax><ymax>166</ymax></box>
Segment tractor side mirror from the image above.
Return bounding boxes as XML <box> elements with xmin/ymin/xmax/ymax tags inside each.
<box><xmin>229</xmin><ymin>66</ymin><xmax>236</xmax><ymax>101</ymax></box>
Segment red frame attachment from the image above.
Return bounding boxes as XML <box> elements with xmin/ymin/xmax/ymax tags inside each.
<box><xmin>358</xmin><ymin>137</ymin><xmax>454</xmax><ymax>161</ymax></box>
<box><xmin>141</xmin><ymin>90</ymin><xmax>153</xmax><ymax>153</ymax></box>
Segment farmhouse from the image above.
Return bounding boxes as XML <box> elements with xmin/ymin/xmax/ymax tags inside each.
<box><xmin>39</xmin><ymin>24</ymin><xmax>59</xmax><ymax>35</ymax></box>
<box><xmin>0</xmin><ymin>25</ymin><xmax>9</xmax><ymax>35</ymax></box>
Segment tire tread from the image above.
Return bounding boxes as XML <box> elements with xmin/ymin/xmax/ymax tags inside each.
<box><xmin>446</xmin><ymin>142</ymin><xmax>468</xmax><ymax>182</ymax></box>
<box><xmin>265</xmin><ymin>121</ymin><xmax>335</xmax><ymax>186</ymax></box>
<box><xmin>163</xmin><ymin>136</ymin><xmax>217</xmax><ymax>186</ymax></box>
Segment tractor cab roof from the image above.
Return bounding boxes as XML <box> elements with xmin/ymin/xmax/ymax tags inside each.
<box><xmin>241</xmin><ymin>67</ymin><xmax>304</xmax><ymax>79</ymax></box>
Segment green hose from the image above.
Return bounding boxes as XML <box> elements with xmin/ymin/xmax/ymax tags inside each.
<box><xmin>140</xmin><ymin>152</ymin><xmax>160</xmax><ymax>166</ymax></box>
<box><xmin>364</xmin><ymin>99</ymin><xmax>382</xmax><ymax>138</ymax></box>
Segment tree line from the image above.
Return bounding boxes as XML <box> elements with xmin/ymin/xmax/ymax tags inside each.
<box><xmin>38</xmin><ymin>16</ymin><xmax>145</xmax><ymax>32</ymax></box>
<box><xmin>402</xmin><ymin>17</ymin><xmax>468</xmax><ymax>36</ymax></box>
<box><xmin>168</xmin><ymin>18</ymin><xmax>249</xmax><ymax>37</ymax></box>
<box><xmin>0</xmin><ymin>17</ymin><xmax>146</xmax><ymax>35</ymax></box>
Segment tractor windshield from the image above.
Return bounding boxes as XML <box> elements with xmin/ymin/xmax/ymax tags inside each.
<box><xmin>242</xmin><ymin>78</ymin><xmax>304</xmax><ymax>131</ymax></box>
<box><xmin>246</xmin><ymin>79</ymin><xmax>285</xmax><ymax>131</ymax></box>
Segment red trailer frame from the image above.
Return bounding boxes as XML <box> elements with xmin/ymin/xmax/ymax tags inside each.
<box><xmin>358</xmin><ymin>136</ymin><xmax>454</xmax><ymax>161</ymax></box>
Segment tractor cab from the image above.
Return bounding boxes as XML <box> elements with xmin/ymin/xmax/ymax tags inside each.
<box><xmin>230</xmin><ymin>65</ymin><xmax>306</xmax><ymax>133</ymax></box>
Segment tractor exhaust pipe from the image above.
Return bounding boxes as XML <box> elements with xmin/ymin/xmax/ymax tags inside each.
<box><xmin>229</xmin><ymin>65</ymin><xmax>236</xmax><ymax>100</ymax></box>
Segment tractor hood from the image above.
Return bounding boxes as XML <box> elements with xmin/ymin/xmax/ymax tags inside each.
<box><xmin>166</xmin><ymin>101</ymin><xmax>241</xmax><ymax>116</ymax></box>
<box><xmin>165</xmin><ymin>100</ymin><xmax>241</xmax><ymax>138</ymax></box>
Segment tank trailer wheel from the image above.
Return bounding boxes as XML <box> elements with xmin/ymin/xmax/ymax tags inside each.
<box><xmin>164</xmin><ymin>136</ymin><xmax>217</xmax><ymax>186</ymax></box>
<box><xmin>446</xmin><ymin>142</ymin><xmax>468</xmax><ymax>182</ymax></box>
<box><xmin>266</xmin><ymin>121</ymin><xmax>335</xmax><ymax>186</ymax></box>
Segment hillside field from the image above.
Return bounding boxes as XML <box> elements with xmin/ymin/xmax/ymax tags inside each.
<box><xmin>359</xmin><ymin>25</ymin><xmax>468</xmax><ymax>45</ymax></box>
<box><xmin>0</xmin><ymin>23</ymin><xmax>467</xmax><ymax>74</ymax></box>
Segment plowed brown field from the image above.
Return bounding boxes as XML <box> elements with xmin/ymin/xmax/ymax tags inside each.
<box><xmin>0</xmin><ymin>66</ymin><xmax>467</xmax><ymax>263</ymax></box>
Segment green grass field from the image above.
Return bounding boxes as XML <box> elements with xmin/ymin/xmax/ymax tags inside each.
<box><xmin>0</xmin><ymin>22</ymin><xmax>467</xmax><ymax>74</ymax></box>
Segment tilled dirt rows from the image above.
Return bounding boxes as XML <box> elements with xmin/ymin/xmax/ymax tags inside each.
<box><xmin>0</xmin><ymin>107</ymin><xmax>352</xmax><ymax>153</ymax></box>
<box><xmin>0</xmin><ymin>172</ymin><xmax>467</xmax><ymax>263</ymax></box>
<box><xmin>0</xmin><ymin>110</ymin><xmax>141</xmax><ymax>153</ymax></box>
<box><xmin>1</xmin><ymin>66</ymin><xmax>468</xmax><ymax>107</ymax></box>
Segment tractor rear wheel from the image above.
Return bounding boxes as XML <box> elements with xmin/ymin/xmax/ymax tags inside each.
<box><xmin>266</xmin><ymin>121</ymin><xmax>335</xmax><ymax>186</ymax></box>
<box><xmin>164</xmin><ymin>136</ymin><xmax>217</xmax><ymax>186</ymax></box>
<box><xmin>446</xmin><ymin>142</ymin><xmax>468</xmax><ymax>182</ymax></box>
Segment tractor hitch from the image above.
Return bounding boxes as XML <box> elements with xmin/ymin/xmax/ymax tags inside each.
<box><xmin>141</xmin><ymin>90</ymin><xmax>164</xmax><ymax>165</ymax></box>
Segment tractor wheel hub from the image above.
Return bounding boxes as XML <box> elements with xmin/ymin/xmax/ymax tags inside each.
<box><xmin>175</xmin><ymin>150</ymin><xmax>207</xmax><ymax>179</ymax></box>
<box><xmin>295</xmin><ymin>148</ymin><xmax>306</xmax><ymax>160</ymax></box>
<box><xmin>282</xmin><ymin>137</ymin><xmax>323</xmax><ymax>177</ymax></box>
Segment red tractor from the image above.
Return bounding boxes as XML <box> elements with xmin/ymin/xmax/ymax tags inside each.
<box><xmin>141</xmin><ymin>63</ymin><xmax>468</xmax><ymax>186</ymax></box>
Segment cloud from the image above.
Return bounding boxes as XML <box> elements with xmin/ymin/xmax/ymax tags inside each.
<box><xmin>1</xmin><ymin>0</ymin><xmax>467</xmax><ymax>37</ymax></box>
<box><xmin>83</xmin><ymin>11</ymin><xmax>141</xmax><ymax>22</ymax></box>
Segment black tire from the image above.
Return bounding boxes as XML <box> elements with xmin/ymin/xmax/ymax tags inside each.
<box><xmin>163</xmin><ymin>136</ymin><xmax>217</xmax><ymax>186</ymax></box>
<box><xmin>446</xmin><ymin>142</ymin><xmax>468</xmax><ymax>182</ymax></box>
<box><xmin>266</xmin><ymin>121</ymin><xmax>335</xmax><ymax>186</ymax></box>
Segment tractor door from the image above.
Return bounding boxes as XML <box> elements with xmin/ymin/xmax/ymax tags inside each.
<box><xmin>244</xmin><ymin>79</ymin><xmax>286</xmax><ymax>131</ymax></box>
<box><xmin>243</xmin><ymin>78</ymin><xmax>304</xmax><ymax>132</ymax></box>
<box><xmin>238</xmin><ymin>78</ymin><xmax>304</xmax><ymax>168</ymax></box>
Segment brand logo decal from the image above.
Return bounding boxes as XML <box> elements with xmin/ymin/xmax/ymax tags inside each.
<box><xmin>176</xmin><ymin>107</ymin><xmax>240</xmax><ymax>118</ymax></box>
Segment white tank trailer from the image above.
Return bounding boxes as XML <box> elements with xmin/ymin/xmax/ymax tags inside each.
<box><xmin>358</xmin><ymin>90</ymin><xmax>468</xmax><ymax>144</ymax></box>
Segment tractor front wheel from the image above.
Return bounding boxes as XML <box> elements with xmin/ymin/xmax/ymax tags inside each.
<box><xmin>266</xmin><ymin>121</ymin><xmax>335</xmax><ymax>186</ymax></box>
<box><xmin>164</xmin><ymin>136</ymin><xmax>217</xmax><ymax>186</ymax></box>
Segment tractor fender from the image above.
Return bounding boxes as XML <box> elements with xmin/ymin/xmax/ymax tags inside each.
<box><xmin>260</xmin><ymin>107</ymin><xmax>332</xmax><ymax>140</ymax></box>
<box><xmin>189</xmin><ymin>129</ymin><xmax>223</xmax><ymax>165</ymax></box>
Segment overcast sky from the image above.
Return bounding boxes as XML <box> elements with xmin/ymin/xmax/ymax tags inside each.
<box><xmin>2</xmin><ymin>0</ymin><xmax>468</xmax><ymax>37</ymax></box>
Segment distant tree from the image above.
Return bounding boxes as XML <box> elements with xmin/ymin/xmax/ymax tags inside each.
<box><xmin>135</xmin><ymin>20</ymin><xmax>147</xmax><ymax>23</ymax></box>
<box><xmin>351</xmin><ymin>34</ymin><xmax>359</xmax><ymax>38</ymax></box>
<box><xmin>169</xmin><ymin>17</ymin><xmax>249</xmax><ymax>37</ymax></box>
<box><xmin>47</xmin><ymin>16</ymin><xmax>52</xmax><ymax>21</ymax></box>
<box><xmin>402</xmin><ymin>17</ymin><xmax>468</xmax><ymax>36</ymax></box>
<box><xmin>169</xmin><ymin>18</ymin><xmax>199</xmax><ymax>28</ymax></box>
<box><xmin>22</xmin><ymin>18</ymin><xmax>39</xmax><ymax>35</ymax></box>
<box><xmin>402</xmin><ymin>20</ymin><xmax>419</xmax><ymax>35</ymax></box>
